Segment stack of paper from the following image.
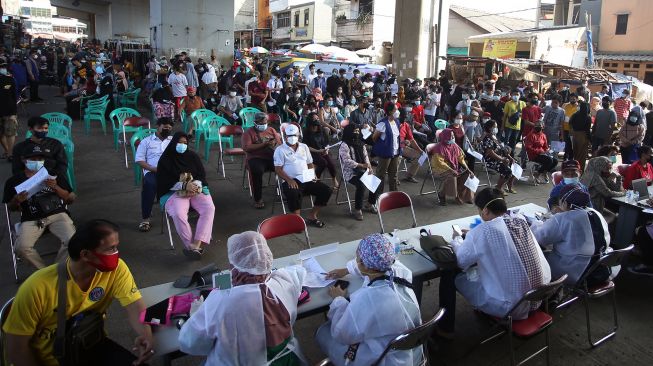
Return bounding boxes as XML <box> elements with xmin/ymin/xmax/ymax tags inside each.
<box><xmin>302</xmin><ymin>257</ymin><xmax>336</xmax><ymax>288</ymax></box>
<box><xmin>360</xmin><ymin>172</ymin><xmax>381</xmax><ymax>193</ymax></box>
<box><xmin>464</xmin><ymin>175</ymin><xmax>481</xmax><ymax>192</ymax></box>
<box><xmin>511</xmin><ymin>163</ymin><xmax>523</xmax><ymax>180</ymax></box>
<box><xmin>14</xmin><ymin>167</ymin><xmax>57</xmax><ymax>198</ymax></box>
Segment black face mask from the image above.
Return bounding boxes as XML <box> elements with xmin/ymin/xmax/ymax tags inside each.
<box><xmin>160</xmin><ymin>128</ymin><xmax>171</xmax><ymax>138</ymax></box>
<box><xmin>534</xmin><ymin>126</ymin><xmax>543</xmax><ymax>132</ymax></box>
<box><xmin>602</xmin><ymin>102</ymin><xmax>610</xmax><ymax>109</ymax></box>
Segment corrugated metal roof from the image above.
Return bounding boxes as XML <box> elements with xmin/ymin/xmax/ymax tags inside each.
<box><xmin>450</xmin><ymin>5</ymin><xmax>536</xmax><ymax>34</ymax></box>
<box><xmin>467</xmin><ymin>25</ymin><xmax>585</xmax><ymax>41</ymax></box>
<box><xmin>595</xmin><ymin>53</ymin><xmax>653</xmax><ymax>62</ymax></box>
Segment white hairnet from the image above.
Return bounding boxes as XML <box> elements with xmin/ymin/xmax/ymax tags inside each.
<box><xmin>227</xmin><ymin>231</ymin><xmax>273</xmax><ymax>275</ymax></box>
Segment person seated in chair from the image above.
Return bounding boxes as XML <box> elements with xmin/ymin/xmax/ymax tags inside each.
<box><xmin>480</xmin><ymin>120</ymin><xmax>516</xmax><ymax>194</ymax></box>
<box><xmin>12</xmin><ymin>116</ymin><xmax>68</xmax><ymax>181</ymax></box>
<box><xmin>547</xmin><ymin>159</ymin><xmax>590</xmax><ymax>212</ymax></box>
<box><xmin>524</xmin><ymin>120</ymin><xmax>558</xmax><ymax>184</ymax></box>
<box><xmin>3</xmin><ymin>145</ymin><xmax>75</xmax><ymax>270</ymax></box>
<box><xmin>183</xmin><ymin>86</ymin><xmax>205</xmax><ymax>138</ymax></box>
<box><xmin>135</xmin><ymin>117</ymin><xmax>173</xmax><ymax>232</ymax></box>
<box><xmin>319</xmin><ymin>234</ymin><xmax>422</xmax><ymax>366</ymax></box>
<box><xmin>274</xmin><ymin>124</ymin><xmax>332</xmax><ymax>228</ymax></box>
<box><xmin>218</xmin><ymin>87</ymin><xmax>243</xmax><ymax>124</ymax></box>
<box><xmin>431</xmin><ymin>128</ymin><xmax>474</xmax><ymax>205</ymax></box>
<box><xmin>622</xmin><ymin>144</ymin><xmax>653</xmax><ymax>189</ymax></box>
<box><xmin>438</xmin><ymin>188</ymin><xmax>551</xmax><ymax>337</ymax></box>
<box><xmin>243</xmin><ymin>112</ymin><xmax>281</xmax><ymax>209</ymax></box>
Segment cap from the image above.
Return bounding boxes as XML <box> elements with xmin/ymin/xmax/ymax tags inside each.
<box><xmin>23</xmin><ymin>145</ymin><xmax>46</xmax><ymax>158</ymax></box>
<box><xmin>561</xmin><ymin>160</ymin><xmax>581</xmax><ymax>171</ymax></box>
<box><xmin>285</xmin><ymin>124</ymin><xmax>299</xmax><ymax>136</ymax></box>
<box><xmin>317</xmin><ymin>69</ymin><xmax>324</xmax><ymax>74</ymax></box>
<box><xmin>483</xmin><ymin>112</ymin><xmax>491</xmax><ymax>117</ymax></box>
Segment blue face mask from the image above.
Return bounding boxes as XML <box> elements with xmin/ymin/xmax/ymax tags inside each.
<box><xmin>415</xmin><ymin>101</ymin><xmax>421</xmax><ymax>106</ymax></box>
<box><xmin>327</xmin><ymin>101</ymin><xmax>333</xmax><ymax>107</ymax></box>
<box><xmin>447</xmin><ymin>139</ymin><xmax>455</xmax><ymax>145</ymax></box>
<box><xmin>563</xmin><ymin>177</ymin><xmax>579</xmax><ymax>185</ymax></box>
<box><xmin>26</xmin><ymin>160</ymin><xmax>44</xmax><ymax>172</ymax></box>
<box><xmin>176</xmin><ymin>143</ymin><xmax>188</xmax><ymax>154</ymax></box>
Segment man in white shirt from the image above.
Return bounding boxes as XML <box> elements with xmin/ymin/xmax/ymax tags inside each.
<box><xmin>201</xmin><ymin>63</ymin><xmax>218</xmax><ymax>93</ymax></box>
<box><xmin>274</xmin><ymin>124</ymin><xmax>332</xmax><ymax>228</ymax></box>
<box><xmin>135</xmin><ymin>117</ymin><xmax>173</xmax><ymax>232</ymax></box>
<box><xmin>266</xmin><ymin>71</ymin><xmax>283</xmax><ymax>113</ymax></box>
<box><xmin>219</xmin><ymin>87</ymin><xmax>244</xmax><ymax>123</ymax></box>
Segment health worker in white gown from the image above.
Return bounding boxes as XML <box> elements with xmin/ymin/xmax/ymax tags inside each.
<box><xmin>178</xmin><ymin>231</ymin><xmax>307</xmax><ymax>366</ymax></box>
<box><xmin>317</xmin><ymin>233</ymin><xmax>423</xmax><ymax>366</ymax></box>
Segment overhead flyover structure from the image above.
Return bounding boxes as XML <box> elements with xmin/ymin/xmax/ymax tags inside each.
<box><xmin>50</xmin><ymin>0</ymin><xmax>234</xmax><ymax>68</ymax></box>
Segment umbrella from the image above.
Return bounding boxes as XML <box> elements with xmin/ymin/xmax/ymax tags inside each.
<box><xmin>250</xmin><ymin>46</ymin><xmax>269</xmax><ymax>54</ymax></box>
<box><xmin>300</xmin><ymin>43</ymin><xmax>327</xmax><ymax>54</ymax></box>
<box><xmin>323</xmin><ymin>46</ymin><xmax>365</xmax><ymax>62</ymax></box>
<box><xmin>355</xmin><ymin>47</ymin><xmax>377</xmax><ymax>57</ymax></box>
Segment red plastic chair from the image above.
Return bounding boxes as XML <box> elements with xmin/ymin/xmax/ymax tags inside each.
<box><xmin>122</xmin><ymin>117</ymin><xmax>151</xmax><ymax>168</ymax></box>
<box><xmin>551</xmin><ymin>171</ymin><xmax>563</xmax><ymax>186</ymax></box>
<box><xmin>218</xmin><ymin>125</ymin><xmax>245</xmax><ymax>178</ymax></box>
<box><xmin>257</xmin><ymin>214</ymin><xmax>311</xmax><ymax>248</ymax></box>
<box><xmin>376</xmin><ymin>191</ymin><xmax>417</xmax><ymax>233</ymax></box>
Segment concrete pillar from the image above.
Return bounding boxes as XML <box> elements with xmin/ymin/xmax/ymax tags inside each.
<box><xmin>392</xmin><ymin>0</ymin><xmax>448</xmax><ymax>79</ymax></box>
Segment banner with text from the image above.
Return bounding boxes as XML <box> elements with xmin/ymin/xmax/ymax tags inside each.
<box><xmin>482</xmin><ymin>39</ymin><xmax>517</xmax><ymax>59</ymax></box>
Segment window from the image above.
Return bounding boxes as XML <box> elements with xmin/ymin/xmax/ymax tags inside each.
<box><xmin>20</xmin><ymin>7</ymin><xmax>30</xmax><ymax>16</ymax></box>
<box><xmin>616</xmin><ymin>14</ymin><xmax>628</xmax><ymax>35</ymax></box>
<box><xmin>647</xmin><ymin>64</ymin><xmax>653</xmax><ymax>69</ymax></box>
<box><xmin>633</xmin><ymin>63</ymin><xmax>640</xmax><ymax>68</ymax></box>
<box><xmin>277</xmin><ymin>12</ymin><xmax>290</xmax><ymax>28</ymax></box>
<box><xmin>30</xmin><ymin>7</ymin><xmax>52</xmax><ymax>18</ymax></box>
<box><xmin>624</xmin><ymin>63</ymin><xmax>631</xmax><ymax>68</ymax></box>
<box><xmin>294</xmin><ymin>11</ymin><xmax>299</xmax><ymax>27</ymax></box>
<box><xmin>304</xmin><ymin>9</ymin><xmax>309</xmax><ymax>26</ymax></box>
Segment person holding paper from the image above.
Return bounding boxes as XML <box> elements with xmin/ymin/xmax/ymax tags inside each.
<box><xmin>480</xmin><ymin>120</ymin><xmax>516</xmax><ymax>194</ymax></box>
<box><xmin>524</xmin><ymin>121</ymin><xmax>558</xmax><ymax>184</ymax></box>
<box><xmin>304</xmin><ymin>114</ymin><xmax>339</xmax><ymax>189</ymax></box>
<box><xmin>339</xmin><ymin>124</ymin><xmax>377</xmax><ymax>221</ymax></box>
<box><xmin>372</xmin><ymin>103</ymin><xmax>402</xmax><ymax>195</ymax></box>
<box><xmin>319</xmin><ymin>234</ymin><xmax>422</xmax><ymax>366</ymax></box>
<box><xmin>3</xmin><ymin>145</ymin><xmax>75</xmax><ymax>270</ymax></box>
<box><xmin>431</xmin><ymin>128</ymin><xmax>474</xmax><ymax>205</ymax></box>
<box><xmin>274</xmin><ymin>124</ymin><xmax>332</xmax><ymax>228</ymax></box>
<box><xmin>179</xmin><ymin>231</ymin><xmax>307</xmax><ymax>365</ymax></box>
<box><xmin>12</xmin><ymin>116</ymin><xmax>68</xmax><ymax>182</ymax></box>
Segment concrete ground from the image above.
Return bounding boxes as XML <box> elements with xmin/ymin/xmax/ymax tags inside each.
<box><xmin>1</xmin><ymin>86</ymin><xmax>652</xmax><ymax>366</ymax></box>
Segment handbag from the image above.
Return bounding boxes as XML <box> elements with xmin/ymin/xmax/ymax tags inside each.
<box><xmin>508</xmin><ymin>102</ymin><xmax>522</xmax><ymax>126</ymax></box>
<box><xmin>54</xmin><ymin>262</ymin><xmax>106</xmax><ymax>366</ymax></box>
<box><xmin>418</xmin><ymin>229</ymin><xmax>458</xmax><ymax>270</ymax></box>
<box><xmin>32</xmin><ymin>193</ymin><xmax>64</xmax><ymax>217</ymax></box>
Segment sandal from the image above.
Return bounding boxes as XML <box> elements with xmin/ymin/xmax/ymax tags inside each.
<box><xmin>183</xmin><ymin>248</ymin><xmax>202</xmax><ymax>260</ymax></box>
<box><xmin>253</xmin><ymin>201</ymin><xmax>265</xmax><ymax>209</ymax></box>
<box><xmin>353</xmin><ymin>210</ymin><xmax>363</xmax><ymax>221</ymax></box>
<box><xmin>138</xmin><ymin>221</ymin><xmax>151</xmax><ymax>232</ymax></box>
<box><xmin>507</xmin><ymin>188</ymin><xmax>517</xmax><ymax>194</ymax></box>
<box><xmin>305</xmin><ymin>218</ymin><xmax>326</xmax><ymax>228</ymax></box>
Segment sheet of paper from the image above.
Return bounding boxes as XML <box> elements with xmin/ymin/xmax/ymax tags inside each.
<box><xmin>643</xmin><ymin>209</ymin><xmax>653</xmax><ymax>214</ymax></box>
<box><xmin>467</xmin><ymin>149</ymin><xmax>484</xmax><ymax>161</ymax></box>
<box><xmin>325</xmin><ymin>141</ymin><xmax>342</xmax><ymax>150</ymax></box>
<box><xmin>361</xmin><ymin>127</ymin><xmax>372</xmax><ymax>140</ymax></box>
<box><xmin>550</xmin><ymin>141</ymin><xmax>565</xmax><ymax>153</ymax></box>
<box><xmin>302</xmin><ymin>257</ymin><xmax>335</xmax><ymax>288</ymax></box>
<box><xmin>464</xmin><ymin>175</ymin><xmax>481</xmax><ymax>192</ymax></box>
<box><xmin>360</xmin><ymin>171</ymin><xmax>382</xmax><ymax>193</ymax></box>
<box><xmin>300</xmin><ymin>168</ymin><xmax>316</xmax><ymax>183</ymax></box>
<box><xmin>418</xmin><ymin>152</ymin><xmax>428</xmax><ymax>166</ymax></box>
<box><xmin>511</xmin><ymin>163</ymin><xmax>523</xmax><ymax>180</ymax></box>
<box><xmin>14</xmin><ymin>167</ymin><xmax>55</xmax><ymax>198</ymax></box>
<box><xmin>298</xmin><ymin>243</ymin><xmax>338</xmax><ymax>260</ymax></box>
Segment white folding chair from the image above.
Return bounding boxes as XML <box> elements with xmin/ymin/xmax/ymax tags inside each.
<box><xmin>272</xmin><ymin>174</ymin><xmax>314</xmax><ymax>215</ymax></box>
<box><xmin>159</xmin><ymin>206</ymin><xmax>176</xmax><ymax>250</ymax></box>
<box><xmin>419</xmin><ymin>143</ymin><xmax>439</xmax><ymax>196</ymax></box>
<box><xmin>4</xmin><ymin>204</ymin><xmax>19</xmax><ymax>282</ymax></box>
<box><xmin>334</xmin><ymin>150</ymin><xmax>353</xmax><ymax>214</ymax></box>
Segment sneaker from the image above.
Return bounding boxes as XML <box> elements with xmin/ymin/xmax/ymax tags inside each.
<box><xmin>542</xmin><ymin>176</ymin><xmax>550</xmax><ymax>184</ymax></box>
<box><xmin>363</xmin><ymin>203</ymin><xmax>378</xmax><ymax>213</ymax></box>
<box><xmin>627</xmin><ymin>264</ymin><xmax>653</xmax><ymax>277</ymax></box>
<box><xmin>353</xmin><ymin>210</ymin><xmax>363</xmax><ymax>221</ymax></box>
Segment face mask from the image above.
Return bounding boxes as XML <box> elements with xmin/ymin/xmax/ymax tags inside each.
<box><xmin>160</xmin><ymin>128</ymin><xmax>171</xmax><ymax>138</ymax></box>
<box><xmin>255</xmin><ymin>123</ymin><xmax>268</xmax><ymax>131</ymax></box>
<box><xmin>491</xmin><ymin>127</ymin><xmax>499</xmax><ymax>135</ymax></box>
<box><xmin>92</xmin><ymin>251</ymin><xmax>120</xmax><ymax>272</ymax></box>
<box><xmin>25</xmin><ymin>160</ymin><xmax>44</xmax><ymax>171</ymax></box>
<box><xmin>462</xmin><ymin>95</ymin><xmax>469</xmax><ymax>100</ymax></box>
<box><xmin>532</xmin><ymin>99</ymin><xmax>539</xmax><ymax>104</ymax></box>
<box><xmin>470</xmin><ymin>93</ymin><xmax>476</xmax><ymax>99</ymax></box>
<box><xmin>447</xmin><ymin>138</ymin><xmax>455</xmax><ymax>145</ymax></box>
<box><xmin>630</xmin><ymin>116</ymin><xmax>638</xmax><ymax>123</ymax></box>
<box><xmin>534</xmin><ymin>126</ymin><xmax>543</xmax><ymax>132</ymax></box>
<box><xmin>286</xmin><ymin>136</ymin><xmax>298</xmax><ymax>145</ymax></box>
<box><xmin>327</xmin><ymin>101</ymin><xmax>333</xmax><ymax>107</ymax></box>
<box><xmin>176</xmin><ymin>143</ymin><xmax>188</xmax><ymax>154</ymax></box>
<box><xmin>512</xmin><ymin>95</ymin><xmax>519</xmax><ymax>102</ymax></box>
<box><xmin>229</xmin><ymin>91</ymin><xmax>236</xmax><ymax>97</ymax></box>
<box><xmin>33</xmin><ymin>131</ymin><xmax>47</xmax><ymax>139</ymax></box>
<box><xmin>609</xmin><ymin>155</ymin><xmax>618</xmax><ymax>163</ymax></box>
<box><xmin>563</xmin><ymin>177</ymin><xmax>579</xmax><ymax>185</ymax></box>
<box><xmin>453</xmin><ymin>119</ymin><xmax>463</xmax><ymax>125</ymax></box>
<box><xmin>0</xmin><ymin>68</ymin><xmax>7</xmax><ymax>75</ymax></box>
<box><xmin>295</xmin><ymin>94</ymin><xmax>301</xmax><ymax>99</ymax></box>
<box><xmin>350</xmin><ymin>99</ymin><xmax>356</xmax><ymax>105</ymax></box>
<box><xmin>492</xmin><ymin>96</ymin><xmax>500</xmax><ymax>101</ymax></box>
<box><xmin>393</xmin><ymin>110</ymin><xmax>400</xmax><ymax>119</ymax></box>
<box><xmin>337</xmin><ymin>90</ymin><xmax>342</xmax><ymax>94</ymax></box>
<box><xmin>481</xmin><ymin>118</ymin><xmax>490</xmax><ymax>123</ymax></box>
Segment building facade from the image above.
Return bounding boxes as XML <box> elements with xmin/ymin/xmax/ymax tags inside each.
<box><xmin>333</xmin><ymin>0</ymin><xmax>395</xmax><ymax>52</ymax></box>
<box><xmin>234</xmin><ymin>0</ymin><xmax>272</xmax><ymax>49</ymax></box>
<box><xmin>270</xmin><ymin>0</ymin><xmax>334</xmax><ymax>47</ymax></box>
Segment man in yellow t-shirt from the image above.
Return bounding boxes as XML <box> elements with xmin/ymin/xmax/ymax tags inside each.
<box><xmin>3</xmin><ymin>219</ymin><xmax>154</xmax><ymax>366</ymax></box>
<box><xmin>502</xmin><ymin>89</ymin><xmax>527</xmax><ymax>155</ymax></box>
<box><xmin>562</xmin><ymin>93</ymin><xmax>580</xmax><ymax>160</ymax></box>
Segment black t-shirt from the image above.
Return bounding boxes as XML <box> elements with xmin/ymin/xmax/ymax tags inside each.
<box><xmin>3</xmin><ymin>171</ymin><xmax>70</xmax><ymax>222</ymax></box>
<box><xmin>12</xmin><ymin>138</ymin><xmax>68</xmax><ymax>181</ymax></box>
<box><xmin>0</xmin><ymin>75</ymin><xmax>17</xmax><ymax>116</ymax></box>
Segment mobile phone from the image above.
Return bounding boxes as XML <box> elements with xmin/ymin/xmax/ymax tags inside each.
<box><xmin>212</xmin><ymin>271</ymin><xmax>232</xmax><ymax>290</ymax></box>
<box><xmin>334</xmin><ymin>280</ymin><xmax>350</xmax><ymax>290</ymax></box>
<box><xmin>452</xmin><ymin>225</ymin><xmax>462</xmax><ymax>236</ymax></box>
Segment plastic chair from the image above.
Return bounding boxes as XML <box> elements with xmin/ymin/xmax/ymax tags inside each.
<box><xmin>616</xmin><ymin>164</ymin><xmax>628</xmax><ymax>176</ymax></box>
<box><xmin>122</xmin><ymin>117</ymin><xmax>151</xmax><ymax>168</ymax></box>
<box><xmin>41</xmin><ymin>112</ymin><xmax>73</xmax><ymax>137</ymax></box>
<box><xmin>257</xmin><ymin>214</ymin><xmax>311</xmax><ymax>248</ymax></box>
<box><xmin>376</xmin><ymin>191</ymin><xmax>417</xmax><ymax>233</ymax></box>
<box><xmin>480</xmin><ymin>275</ymin><xmax>567</xmax><ymax>366</ymax></box>
<box><xmin>109</xmin><ymin>107</ymin><xmax>141</xmax><ymax>150</ymax></box>
<box><xmin>190</xmin><ymin>109</ymin><xmax>218</xmax><ymax>150</ymax></box>
<box><xmin>239</xmin><ymin>107</ymin><xmax>261</xmax><ymax>130</ymax></box>
<box><xmin>556</xmin><ymin>245</ymin><xmax>634</xmax><ymax>348</ymax></box>
<box><xmin>551</xmin><ymin>171</ymin><xmax>563</xmax><ymax>186</ymax></box>
<box><xmin>520</xmin><ymin>137</ymin><xmax>544</xmax><ymax>186</ymax></box>
<box><xmin>119</xmin><ymin>88</ymin><xmax>141</xmax><ymax>109</ymax></box>
<box><xmin>83</xmin><ymin>95</ymin><xmax>110</xmax><ymax>134</ymax></box>
<box><xmin>334</xmin><ymin>150</ymin><xmax>353</xmax><ymax>214</ymax></box>
<box><xmin>203</xmin><ymin>116</ymin><xmax>232</xmax><ymax>162</ymax></box>
<box><xmin>130</xmin><ymin>129</ymin><xmax>157</xmax><ymax>185</ymax></box>
<box><xmin>79</xmin><ymin>93</ymin><xmax>97</xmax><ymax>120</ymax></box>
<box><xmin>433</xmin><ymin>119</ymin><xmax>449</xmax><ymax>130</ymax></box>
<box><xmin>217</xmin><ymin>125</ymin><xmax>245</xmax><ymax>176</ymax></box>
<box><xmin>55</xmin><ymin>137</ymin><xmax>76</xmax><ymax>191</ymax></box>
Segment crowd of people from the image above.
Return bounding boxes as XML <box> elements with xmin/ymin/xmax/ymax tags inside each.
<box><xmin>2</xmin><ymin>42</ymin><xmax>653</xmax><ymax>365</ymax></box>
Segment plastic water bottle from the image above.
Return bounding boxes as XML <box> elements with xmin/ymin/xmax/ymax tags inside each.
<box><xmin>392</xmin><ymin>229</ymin><xmax>401</xmax><ymax>254</ymax></box>
<box><xmin>626</xmin><ymin>190</ymin><xmax>633</xmax><ymax>203</ymax></box>
<box><xmin>634</xmin><ymin>191</ymin><xmax>640</xmax><ymax>203</ymax></box>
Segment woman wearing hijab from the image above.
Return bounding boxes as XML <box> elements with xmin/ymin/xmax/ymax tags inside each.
<box><xmin>570</xmin><ymin>101</ymin><xmax>592</xmax><ymax>170</ymax></box>
<box><xmin>431</xmin><ymin>128</ymin><xmax>474</xmax><ymax>205</ymax></box>
<box><xmin>319</xmin><ymin>234</ymin><xmax>422</xmax><ymax>366</ymax></box>
<box><xmin>156</xmin><ymin>132</ymin><xmax>215</xmax><ymax>259</ymax></box>
<box><xmin>580</xmin><ymin>156</ymin><xmax>625</xmax><ymax>223</ymax></box>
<box><xmin>179</xmin><ymin>231</ymin><xmax>307</xmax><ymax>365</ymax></box>
<box><xmin>339</xmin><ymin>124</ymin><xmax>375</xmax><ymax>221</ymax></box>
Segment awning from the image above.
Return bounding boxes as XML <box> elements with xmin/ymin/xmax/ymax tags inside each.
<box><xmin>447</xmin><ymin>47</ymin><xmax>468</xmax><ymax>56</ymax></box>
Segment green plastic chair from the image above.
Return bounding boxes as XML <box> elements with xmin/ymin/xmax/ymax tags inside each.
<box><xmin>434</xmin><ymin>119</ymin><xmax>449</xmax><ymax>130</ymax></box>
<box><xmin>130</xmin><ymin>128</ymin><xmax>157</xmax><ymax>185</ymax></box>
<box><xmin>203</xmin><ymin>116</ymin><xmax>231</xmax><ymax>162</ymax></box>
<box><xmin>190</xmin><ymin>109</ymin><xmax>217</xmax><ymax>150</ymax></box>
<box><xmin>120</xmin><ymin>88</ymin><xmax>141</xmax><ymax>109</ymax></box>
<box><xmin>79</xmin><ymin>93</ymin><xmax>98</xmax><ymax>120</ymax></box>
<box><xmin>83</xmin><ymin>96</ymin><xmax>111</xmax><ymax>134</ymax></box>
<box><xmin>238</xmin><ymin>107</ymin><xmax>261</xmax><ymax>130</ymax></box>
<box><xmin>48</xmin><ymin>135</ymin><xmax>76</xmax><ymax>191</ymax></box>
<box><xmin>109</xmin><ymin>108</ymin><xmax>141</xmax><ymax>150</ymax></box>
<box><xmin>41</xmin><ymin>113</ymin><xmax>73</xmax><ymax>137</ymax></box>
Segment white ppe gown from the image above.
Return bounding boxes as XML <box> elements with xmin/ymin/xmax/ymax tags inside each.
<box><xmin>178</xmin><ymin>266</ymin><xmax>307</xmax><ymax>366</ymax></box>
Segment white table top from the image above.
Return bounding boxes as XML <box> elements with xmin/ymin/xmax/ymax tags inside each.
<box><xmin>610</xmin><ymin>184</ymin><xmax>653</xmax><ymax>206</ymax></box>
<box><xmin>141</xmin><ymin>203</ymin><xmax>546</xmax><ymax>357</ymax></box>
